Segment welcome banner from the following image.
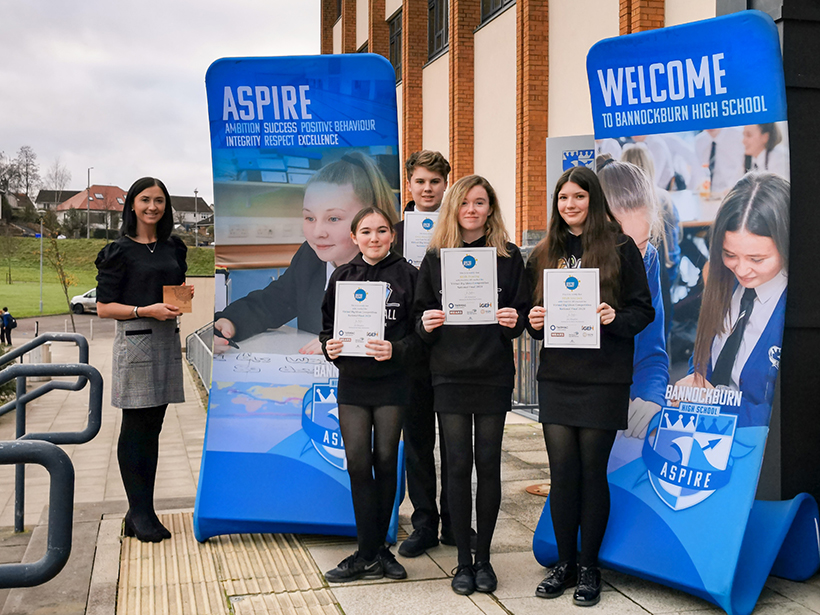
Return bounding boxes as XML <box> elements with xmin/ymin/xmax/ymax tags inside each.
<box><xmin>533</xmin><ymin>11</ymin><xmax>819</xmax><ymax>615</ymax></box>
<box><xmin>194</xmin><ymin>55</ymin><xmax>402</xmax><ymax>541</ymax></box>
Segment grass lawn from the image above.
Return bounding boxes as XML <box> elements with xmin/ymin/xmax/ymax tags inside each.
<box><xmin>1</xmin><ymin>237</ymin><xmax>214</xmax><ymax>319</ymax></box>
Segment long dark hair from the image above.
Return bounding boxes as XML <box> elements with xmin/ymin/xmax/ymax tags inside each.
<box><xmin>120</xmin><ymin>177</ymin><xmax>174</xmax><ymax>242</ymax></box>
<box><xmin>530</xmin><ymin>166</ymin><xmax>622</xmax><ymax>305</ymax></box>
<box><xmin>693</xmin><ymin>172</ymin><xmax>789</xmax><ymax>377</ymax></box>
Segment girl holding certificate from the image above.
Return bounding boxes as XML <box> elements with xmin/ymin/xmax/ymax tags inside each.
<box><xmin>416</xmin><ymin>175</ymin><xmax>530</xmax><ymax>596</ymax></box>
<box><xmin>675</xmin><ymin>172</ymin><xmax>789</xmax><ymax>428</ymax></box>
<box><xmin>527</xmin><ymin>166</ymin><xmax>653</xmax><ymax>606</ymax></box>
<box><xmin>319</xmin><ymin>207</ymin><xmax>421</xmax><ymax>583</ymax></box>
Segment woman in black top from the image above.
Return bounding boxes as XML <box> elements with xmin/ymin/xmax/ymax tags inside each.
<box><xmin>527</xmin><ymin>167</ymin><xmax>653</xmax><ymax>606</ymax></box>
<box><xmin>95</xmin><ymin>177</ymin><xmax>193</xmax><ymax>543</ymax></box>
<box><xmin>415</xmin><ymin>175</ymin><xmax>530</xmax><ymax>596</ymax></box>
<box><xmin>320</xmin><ymin>207</ymin><xmax>421</xmax><ymax>583</ymax></box>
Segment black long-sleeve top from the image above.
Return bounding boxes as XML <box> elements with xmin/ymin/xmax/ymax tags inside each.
<box><xmin>527</xmin><ymin>233</ymin><xmax>654</xmax><ymax>385</ymax></box>
<box><xmin>414</xmin><ymin>238</ymin><xmax>531</xmax><ymax>389</ymax></box>
<box><xmin>215</xmin><ymin>241</ymin><xmax>326</xmax><ymax>339</ymax></box>
<box><xmin>320</xmin><ymin>252</ymin><xmax>422</xmax><ymax>404</ymax></box>
<box><xmin>95</xmin><ymin>235</ymin><xmax>187</xmax><ymax>307</ymax></box>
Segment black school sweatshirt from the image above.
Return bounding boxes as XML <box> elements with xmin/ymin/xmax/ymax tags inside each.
<box><xmin>320</xmin><ymin>251</ymin><xmax>422</xmax><ymax>405</ymax></box>
<box><xmin>526</xmin><ymin>232</ymin><xmax>654</xmax><ymax>385</ymax></box>
<box><xmin>414</xmin><ymin>237</ymin><xmax>531</xmax><ymax>389</ymax></box>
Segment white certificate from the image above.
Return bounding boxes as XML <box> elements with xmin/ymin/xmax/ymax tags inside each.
<box><xmin>403</xmin><ymin>211</ymin><xmax>439</xmax><ymax>267</ymax></box>
<box><xmin>333</xmin><ymin>281</ymin><xmax>387</xmax><ymax>357</ymax></box>
<box><xmin>544</xmin><ymin>268</ymin><xmax>600</xmax><ymax>348</ymax></box>
<box><xmin>441</xmin><ymin>247</ymin><xmax>497</xmax><ymax>325</ymax></box>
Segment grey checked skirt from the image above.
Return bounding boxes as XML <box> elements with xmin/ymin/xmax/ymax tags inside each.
<box><xmin>111</xmin><ymin>317</ymin><xmax>184</xmax><ymax>409</ymax></box>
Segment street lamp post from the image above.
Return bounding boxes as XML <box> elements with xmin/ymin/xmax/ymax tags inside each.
<box><xmin>86</xmin><ymin>167</ymin><xmax>93</xmax><ymax>239</ymax></box>
<box><xmin>39</xmin><ymin>217</ymin><xmax>43</xmax><ymax>313</ymax></box>
<box><xmin>193</xmin><ymin>188</ymin><xmax>198</xmax><ymax>248</ymax></box>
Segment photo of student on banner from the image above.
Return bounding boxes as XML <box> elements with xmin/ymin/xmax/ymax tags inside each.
<box><xmin>213</xmin><ymin>151</ymin><xmax>398</xmax><ymax>355</ymax></box>
<box><xmin>596</xmin><ymin>160</ymin><xmax>670</xmax><ymax>470</ymax></box>
<box><xmin>675</xmin><ymin>172</ymin><xmax>789</xmax><ymax>428</ymax></box>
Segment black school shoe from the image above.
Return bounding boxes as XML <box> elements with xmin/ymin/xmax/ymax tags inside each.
<box><xmin>398</xmin><ymin>528</ymin><xmax>439</xmax><ymax>557</ymax></box>
<box><xmin>379</xmin><ymin>546</ymin><xmax>407</xmax><ymax>579</ymax></box>
<box><xmin>473</xmin><ymin>560</ymin><xmax>497</xmax><ymax>593</ymax></box>
<box><xmin>324</xmin><ymin>552</ymin><xmax>384</xmax><ymax>583</ymax></box>
<box><xmin>573</xmin><ymin>565</ymin><xmax>602</xmax><ymax>606</ymax></box>
<box><xmin>535</xmin><ymin>561</ymin><xmax>577</xmax><ymax>599</ymax></box>
<box><xmin>451</xmin><ymin>564</ymin><xmax>476</xmax><ymax>595</ymax></box>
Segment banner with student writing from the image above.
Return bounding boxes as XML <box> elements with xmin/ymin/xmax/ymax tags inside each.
<box><xmin>532</xmin><ymin>11</ymin><xmax>819</xmax><ymax>615</ymax></box>
<box><xmin>194</xmin><ymin>55</ymin><xmax>403</xmax><ymax>542</ymax></box>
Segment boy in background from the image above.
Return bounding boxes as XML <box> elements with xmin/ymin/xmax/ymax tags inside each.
<box><xmin>396</xmin><ymin>151</ymin><xmax>461</xmax><ymax>557</ymax></box>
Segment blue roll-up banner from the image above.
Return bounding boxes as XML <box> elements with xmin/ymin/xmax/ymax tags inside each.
<box><xmin>194</xmin><ymin>55</ymin><xmax>404</xmax><ymax>541</ymax></box>
<box><xmin>533</xmin><ymin>11</ymin><xmax>820</xmax><ymax>615</ymax></box>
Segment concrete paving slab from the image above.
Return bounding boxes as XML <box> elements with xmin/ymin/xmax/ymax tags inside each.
<box><xmin>330</xmin><ymin>577</ymin><xmax>493</xmax><ymax>615</ymax></box>
<box><xmin>764</xmin><ymin>576</ymin><xmax>820</xmax><ymax>613</ymax></box>
<box><xmin>503</xmin><ymin>590</ymin><xmax>653</xmax><ymax>615</ymax></box>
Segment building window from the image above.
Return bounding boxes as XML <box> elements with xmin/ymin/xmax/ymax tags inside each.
<box><xmin>389</xmin><ymin>12</ymin><xmax>402</xmax><ymax>82</ymax></box>
<box><xmin>481</xmin><ymin>0</ymin><xmax>514</xmax><ymax>23</ymax></box>
<box><xmin>428</xmin><ymin>0</ymin><xmax>448</xmax><ymax>60</ymax></box>
<box><xmin>336</xmin><ymin>0</ymin><xmax>342</xmax><ymax>20</ymax></box>
<box><xmin>357</xmin><ymin>42</ymin><xmax>368</xmax><ymax>53</ymax></box>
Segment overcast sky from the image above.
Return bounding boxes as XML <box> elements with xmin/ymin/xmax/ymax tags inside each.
<box><xmin>0</xmin><ymin>0</ymin><xmax>320</xmax><ymax>204</ymax></box>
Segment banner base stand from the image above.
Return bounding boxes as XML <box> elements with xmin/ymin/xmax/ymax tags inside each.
<box><xmin>532</xmin><ymin>493</ymin><xmax>820</xmax><ymax>615</ymax></box>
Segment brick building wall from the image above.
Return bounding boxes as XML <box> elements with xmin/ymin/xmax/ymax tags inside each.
<box><xmin>449</xmin><ymin>0</ymin><xmax>480</xmax><ymax>180</ymax></box>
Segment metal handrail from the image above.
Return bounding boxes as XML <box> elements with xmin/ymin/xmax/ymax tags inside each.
<box><xmin>0</xmin><ymin>333</ymin><xmax>91</xmax><ymax>418</ymax></box>
<box><xmin>186</xmin><ymin>322</ymin><xmax>213</xmax><ymax>389</ymax></box>
<box><xmin>0</xmin><ymin>440</ymin><xmax>74</xmax><ymax>589</ymax></box>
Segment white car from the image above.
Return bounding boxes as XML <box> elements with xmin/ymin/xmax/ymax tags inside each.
<box><xmin>70</xmin><ymin>288</ymin><xmax>97</xmax><ymax>314</ymax></box>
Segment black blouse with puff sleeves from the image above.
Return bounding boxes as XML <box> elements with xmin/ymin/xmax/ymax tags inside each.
<box><xmin>95</xmin><ymin>236</ymin><xmax>187</xmax><ymax>308</ymax></box>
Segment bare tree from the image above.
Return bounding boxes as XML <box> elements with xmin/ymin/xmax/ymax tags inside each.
<box><xmin>0</xmin><ymin>226</ymin><xmax>18</xmax><ymax>284</ymax></box>
<box><xmin>44</xmin><ymin>232</ymin><xmax>78</xmax><ymax>332</ymax></box>
<box><xmin>16</xmin><ymin>146</ymin><xmax>41</xmax><ymax>196</ymax></box>
<box><xmin>0</xmin><ymin>152</ymin><xmax>21</xmax><ymax>195</ymax></box>
<box><xmin>45</xmin><ymin>157</ymin><xmax>72</xmax><ymax>205</ymax></box>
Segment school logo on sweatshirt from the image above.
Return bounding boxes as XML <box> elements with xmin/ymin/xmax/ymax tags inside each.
<box><xmin>643</xmin><ymin>403</ymin><xmax>737</xmax><ymax>511</ymax></box>
<box><xmin>301</xmin><ymin>379</ymin><xmax>346</xmax><ymax>471</ymax></box>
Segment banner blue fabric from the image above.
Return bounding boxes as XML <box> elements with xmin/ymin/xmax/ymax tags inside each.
<box><xmin>533</xmin><ymin>11</ymin><xmax>819</xmax><ymax>615</ymax></box>
<box><xmin>587</xmin><ymin>11</ymin><xmax>786</xmax><ymax>138</ymax></box>
<box><xmin>194</xmin><ymin>55</ymin><xmax>404</xmax><ymax>542</ymax></box>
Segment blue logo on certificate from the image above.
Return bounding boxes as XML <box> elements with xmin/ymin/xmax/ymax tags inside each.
<box><xmin>562</xmin><ymin>149</ymin><xmax>595</xmax><ymax>171</ymax></box>
<box><xmin>422</xmin><ymin>218</ymin><xmax>434</xmax><ymax>230</ymax></box>
<box><xmin>643</xmin><ymin>405</ymin><xmax>738</xmax><ymax>511</ymax></box>
<box><xmin>565</xmin><ymin>276</ymin><xmax>579</xmax><ymax>290</ymax></box>
<box><xmin>462</xmin><ymin>255</ymin><xmax>476</xmax><ymax>269</ymax></box>
<box><xmin>354</xmin><ymin>288</ymin><xmax>367</xmax><ymax>301</ymax></box>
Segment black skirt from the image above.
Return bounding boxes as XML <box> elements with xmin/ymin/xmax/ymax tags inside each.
<box><xmin>337</xmin><ymin>373</ymin><xmax>411</xmax><ymax>407</ymax></box>
<box><xmin>538</xmin><ymin>380</ymin><xmax>630</xmax><ymax>431</ymax></box>
<box><xmin>434</xmin><ymin>383</ymin><xmax>512</xmax><ymax>415</ymax></box>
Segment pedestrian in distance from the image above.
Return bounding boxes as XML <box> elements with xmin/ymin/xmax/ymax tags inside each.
<box><xmin>95</xmin><ymin>177</ymin><xmax>194</xmax><ymax>542</ymax></box>
<box><xmin>0</xmin><ymin>308</ymin><xmax>13</xmax><ymax>346</ymax></box>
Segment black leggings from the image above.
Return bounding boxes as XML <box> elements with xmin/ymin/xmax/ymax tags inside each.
<box><xmin>543</xmin><ymin>424</ymin><xmax>616</xmax><ymax>567</ymax></box>
<box><xmin>339</xmin><ymin>404</ymin><xmax>404</xmax><ymax>561</ymax></box>
<box><xmin>438</xmin><ymin>413</ymin><xmax>506</xmax><ymax>566</ymax></box>
<box><xmin>118</xmin><ymin>405</ymin><xmax>167</xmax><ymax>520</ymax></box>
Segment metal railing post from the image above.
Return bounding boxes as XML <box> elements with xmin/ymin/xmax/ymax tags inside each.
<box><xmin>14</xmin><ymin>377</ymin><xmax>26</xmax><ymax>533</ymax></box>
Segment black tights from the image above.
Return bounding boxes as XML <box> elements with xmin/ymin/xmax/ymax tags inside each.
<box><xmin>438</xmin><ymin>413</ymin><xmax>506</xmax><ymax>566</ymax></box>
<box><xmin>118</xmin><ymin>405</ymin><xmax>167</xmax><ymax>528</ymax></box>
<box><xmin>543</xmin><ymin>424</ymin><xmax>616</xmax><ymax>567</ymax></box>
<box><xmin>339</xmin><ymin>404</ymin><xmax>404</xmax><ymax>561</ymax></box>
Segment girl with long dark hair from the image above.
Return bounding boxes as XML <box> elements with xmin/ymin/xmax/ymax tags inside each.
<box><xmin>676</xmin><ymin>172</ymin><xmax>789</xmax><ymax>427</ymax></box>
<box><xmin>527</xmin><ymin>166</ymin><xmax>654</xmax><ymax>606</ymax></box>
<box><xmin>96</xmin><ymin>177</ymin><xmax>193</xmax><ymax>542</ymax></box>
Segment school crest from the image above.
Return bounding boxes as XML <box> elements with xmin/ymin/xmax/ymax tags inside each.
<box><xmin>301</xmin><ymin>379</ymin><xmax>346</xmax><ymax>470</ymax></box>
<box><xmin>643</xmin><ymin>403</ymin><xmax>737</xmax><ymax>511</ymax></box>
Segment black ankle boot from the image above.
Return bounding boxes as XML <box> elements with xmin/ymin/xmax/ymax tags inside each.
<box><xmin>123</xmin><ymin>510</ymin><xmax>164</xmax><ymax>542</ymax></box>
<box><xmin>535</xmin><ymin>561</ymin><xmax>577</xmax><ymax>599</ymax></box>
<box><xmin>573</xmin><ymin>565</ymin><xmax>602</xmax><ymax>606</ymax></box>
